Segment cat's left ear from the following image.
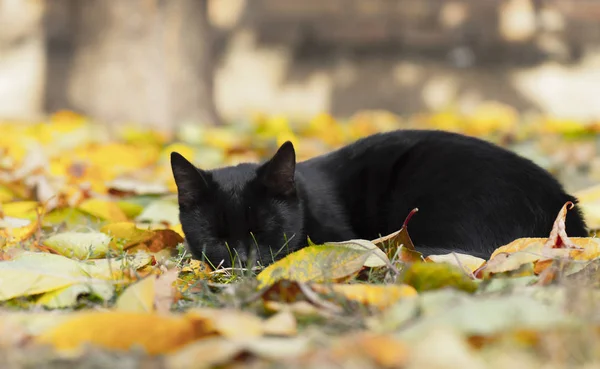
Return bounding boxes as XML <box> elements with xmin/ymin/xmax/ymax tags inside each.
<box><xmin>258</xmin><ymin>141</ymin><xmax>296</xmax><ymax>196</ymax></box>
<box><xmin>171</xmin><ymin>152</ymin><xmax>211</xmax><ymax>204</ymax></box>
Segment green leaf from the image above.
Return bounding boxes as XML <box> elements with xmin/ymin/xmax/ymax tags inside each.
<box><xmin>402</xmin><ymin>262</ymin><xmax>478</xmax><ymax>293</ymax></box>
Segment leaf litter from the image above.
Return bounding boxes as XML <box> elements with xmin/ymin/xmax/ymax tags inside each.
<box><xmin>1</xmin><ymin>110</ymin><xmax>600</xmax><ymax>367</ymax></box>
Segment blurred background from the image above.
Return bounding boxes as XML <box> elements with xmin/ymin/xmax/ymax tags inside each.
<box><xmin>3</xmin><ymin>0</ymin><xmax>600</xmax><ymax>198</ymax></box>
<box><xmin>3</xmin><ymin>0</ymin><xmax>600</xmax><ymax>128</ymax></box>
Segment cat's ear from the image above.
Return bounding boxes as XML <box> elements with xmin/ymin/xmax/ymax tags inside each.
<box><xmin>170</xmin><ymin>152</ymin><xmax>210</xmax><ymax>204</ymax></box>
<box><xmin>258</xmin><ymin>141</ymin><xmax>296</xmax><ymax>196</ymax></box>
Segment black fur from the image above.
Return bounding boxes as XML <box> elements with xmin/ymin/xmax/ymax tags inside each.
<box><xmin>171</xmin><ymin>130</ymin><xmax>588</xmax><ymax>267</ymax></box>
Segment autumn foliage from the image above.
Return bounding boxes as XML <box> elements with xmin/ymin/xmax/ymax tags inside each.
<box><xmin>2</xmin><ymin>107</ymin><xmax>600</xmax><ymax>367</ymax></box>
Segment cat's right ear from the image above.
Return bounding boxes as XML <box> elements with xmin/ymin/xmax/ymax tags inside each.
<box><xmin>170</xmin><ymin>152</ymin><xmax>210</xmax><ymax>204</ymax></box>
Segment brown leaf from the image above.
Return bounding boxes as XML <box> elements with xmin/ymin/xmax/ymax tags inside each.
<box><xmin>372</xmin><ymin>208</ymin><xmax>424</xmax><ymax>263</ymax></box>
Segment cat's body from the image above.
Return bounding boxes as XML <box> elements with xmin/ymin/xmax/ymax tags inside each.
<box><xmin>171</xmin><ymin>130</ymin><xmax>588</xmax><ymax>267</ymax></box>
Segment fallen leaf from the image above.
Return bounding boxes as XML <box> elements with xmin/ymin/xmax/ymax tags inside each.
<box><xmin>186</xmin><ymin>308</ymin><xmax>263</xmax><ymax>340</ymax></box>
<box><xmin>115</xmin><ymin>275</ymin><xmax>156</xmax><ymax>313</ymax></box>
<box><xmin>154</xmin><ymin>268</ymin><xmax>179</xmax><ymax>313</ymax></box>
<box><xmin>166</xmin><ymin>337</ymin><xmax>244</xmax><ymax>369</ymax></box>
<box><xmin>426</xmin><ymin>253</ymin><xmax>486</xmax><ymax>274</ymax></box>
<box><xmin>312</xmin><ymin>283</ymin><xmax>418</xmax><ymax>310</ymax></box>
<box><xmin>0</xmin><ymin>215</ymin><xmax>39</xmax><ymax>247</ymax></box>
<box><xmin>331</xmin><ymin>332</ymin><xmax>409</xmax><ymax>368</ymax></box>
<box><xmin>35</xmin><ymin>311</ymin><xmax>211</xmax><ymax>354</ymax></box>
<box><xmin>100</xmin><ymin>222</ymin><xmax>154</xmax><ymax>249</ymax></box>
<box><xmin>78</xmin><ymin>198</ymin><xmax>128</xmax><ymax>222</ymax></box>
<box><xmin>325</xmin><ymin>239</ymin><xmax>390</xmax><ymax>267</ymax></box>
<box><xmin>256</xmin><ymin>245</ymin><xmax>372</xmax><ymax>289</ymax></box>
<box><xmin>136</xmin><ymin>199</ymin><xmax>180</xmax><ymax>226</ymax></box>
<box><xmin>372</xmin><ymin>208</ymin><xmax>424</xmax><ymax>263</ymax></box>
<box><xmin>43</xmin><ymin>231</ymin><xmax>111</xmax><ymax>259</ymax></box>
<box><xmin>1</xmin><ymin>201</ymin><xmax>39</xmax><ymax>220</ymax></box>
<box><xmin>402</xmin><ymin>262</ymin><xmax>479</xmax><ymax>293</ymax></box>
<box><xmin>0</xmin><ymin>252</ymin><xmax>98</xmax><ymax>301</ymax></box>
<box><xmin>262</xmin><ymin>310</ymin><xmax>297</xmax><ymax>336</ymax></box>
<box><xmin>36</xmin><ymin>281</ymin><xmax>114</xmax><ymax>309</ymax></box>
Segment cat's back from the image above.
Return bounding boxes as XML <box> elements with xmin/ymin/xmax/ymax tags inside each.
<box><xmin>301</xmin><ymin>129</ymin><xmax>588</xmax><ymax>257</ymax></box>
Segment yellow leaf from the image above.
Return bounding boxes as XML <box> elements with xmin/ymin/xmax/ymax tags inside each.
<box><xmin>1</xmin><ymin>201</ymin><xmax>39</xmax><ymax>220</ymax></box>
<box><xmin>154</xmin><ymin>269</ymin><xmax>179</xmax><ymax>313</ymax></box>
<box><xmin>262</xmin><ymin>310</ymin><xmax>297</xmax><ymax>336</ymax></box>
<box><xmin>490</xmin><ymin>238</ymin><xmax>546</xmax><ymax>259</ymax></box>
<box><xmin>115</xmin><ymin>275</ymin><xmax>156</xmax><ymax>313</ymax></box>
<box><xmin>78</xmin><ymin>198</ymin><xmax>128</xmax><ymax>222</ymax></box>
<box><xmin>256</xmin><ymin>245</ymin><xmax>372</xmax><ymax>289</ymax></box>
<box><xmin>116</xmin><ymin>201</ymin><xmax>145</xmax><ymax>218</ymax></box>
<box><xmin>466</xmin><ymin>101</ymin><xmax>518</xmax><ymax>136</ymax></box>
<box><xmin>35</xmin><ymin>312</ymin><xmax>211</xmax><ymax>355</ymax></box>
<box><xmin>331</xmin><ymin>332</ymin><xmax>408</xmax><ymax>368</ymax></box>
<box><xmin>118</xmin><ymin>124</ymin><xmax>167</xmax><ymax>146</ymax></box>
<box><xmin>170</xmin><ymin>223</ymin><xmax>185</xmax><ymax>238</ymax></box>
<box><xmin>312</xmin><ymin>284</ymin><xmax>417</xmax><ymax>310</ymax></box>
<box><xmin>326</xmin><ymin>239</ymin><xmax>390</xmax><ymax>268</ymax></box>
<box><xmin>43</xmin><ymin>231</ymin><xmax>111</xmax><ymax>259</ymax></box>
<box><xmin>0</xmin><ymin>252</ymin><xmax>94</xmax><ymax>300</ymax></box>
<box><xmin>100</xmin><ymin>222</ymin><xmax>154</xmax><ymax>249</ymax></box>
<box><xmin>0</xmin><ymin>216</ymin><xmax>40</xmax><ymax>247</ymax></box>
<box><xmin>186</xmin><ymin>308</ymin><xmax>263</xmax><ymax>340</ymax></box>
<box><xmin>0</xmin><ymin>186</ymin><xmax>16</xmax><ymax>202</ymax></box>
<box><xmin>36</xmin><ymin>282</ymin><xmax>114</xmax><ymax>309</ymax></box>
<box><xmin>425</xmin><ymin>253</ymin><xmax>486</xmax><ymax>274</ymax></box>
<box><xmin>42</xmin><ymin>208</ymin><xmax>98</xmax><ymax>227</ymax></box>
<box><xmin>166</xmin><ymin>337</ymin><xmax>244</xmax><ymax>369</ymax></box>
<box><xmin>575</xmin><ymin>184</ymin><xmax>600</xmax><ymax>230</ymax></box>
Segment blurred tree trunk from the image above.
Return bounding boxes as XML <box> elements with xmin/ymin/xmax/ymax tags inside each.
<box><xmin>0</xmin><ymin>0</ymin><xmax>46</xmax><ymax>119</ymax></box>
<box><xmin>67</xmin><ymin>0</ymin><xmax>221</xmax><ymax>131</ymax></box>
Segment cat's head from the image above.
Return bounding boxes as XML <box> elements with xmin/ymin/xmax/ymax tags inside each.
<box><xmin>170</xmin><ymin>142</ymin><xmax>304</xmax><ymax>268</ymax></box>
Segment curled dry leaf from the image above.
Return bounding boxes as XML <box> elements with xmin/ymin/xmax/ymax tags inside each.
<box><xmin>479</xmin><ymin>202</ymin><xmax>599</xmax><ymax>278</ymax></box>
<box><xmin>542</xmin><ymin>201</ymin><xmax>579</xmax><ymax>251</ymax></box>
<box><xmin>372</xmin><ymin>208</ymin><xmax>424</xmax><ymax>263</ymax></box>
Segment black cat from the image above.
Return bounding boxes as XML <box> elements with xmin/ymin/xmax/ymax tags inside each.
<box><xmin>171</xmin><ymin>129</ymin><xmax>588</xmax><ymax>268</ymax></box>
